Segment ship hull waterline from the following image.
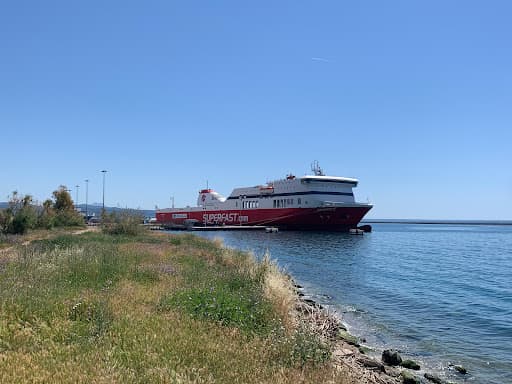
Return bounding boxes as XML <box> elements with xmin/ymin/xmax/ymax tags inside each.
<box><xmin>157</xmin><ymin>205</ymin><xmax>372</xmax><ymax>231</ymax></box>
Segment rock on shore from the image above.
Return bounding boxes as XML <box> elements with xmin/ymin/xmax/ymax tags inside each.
<box><xmin>400</xmin><ymin>359</ymin><xmax>421</xmax><ymax>370</ymax></box>
<box><xmin>382</xmin><ymin>349</ymin><xmax>403</xmax><ymax>366</ymax></box>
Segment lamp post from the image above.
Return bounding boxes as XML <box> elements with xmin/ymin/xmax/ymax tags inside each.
<box><xmin>75</xmin><ymin>185</ymin><xmax>79</xmax><ymax>208</ymax></box>
<box><xmin>85</xmin><ymin>179</ymin><xmax>89</xmax><ymax>219</ymax></box>
<box><xmin>101</xmin><ymin>170</ymin><xmax>107</xmax><ymax>218</ymax></box>
<box><xmin>66</xmin><ymin>189</ymin><xmax>73</xmax><ymax>207</ymax></box>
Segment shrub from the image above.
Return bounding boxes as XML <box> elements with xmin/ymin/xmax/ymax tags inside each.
<box><xmin>54</xmin><ymin>209</ymin><xmax>84</xmax><ymax>227</ymax></box>
<box><xmin>1</xmin><ymin>187</ymin><xmax>85</xmax><ymax>233</ymax></box>
<box><xmin>37</xmin><ymin>199</ymin><xmax>56</xmax><ymax>229</ymax></box>
<box><xmin>102</xmin><ymin>211</ymin><xmax>144</xmax><ymax>236</ymax></box>
<box><xmin>0</xmin><ymin>192</ymin><xmax>37</xmax><ymax>234</ymax></box>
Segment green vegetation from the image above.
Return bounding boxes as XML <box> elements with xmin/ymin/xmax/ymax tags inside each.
<box><xmin>0</xmin><ymin>230</ymin><xmax>350</xmax><ymax>383</ymax></box>
<box><xmin>50</xmin><ymin>186</ymin><xmax>84</xmax><ymax>227</ymax></box>
<box><xmin>0</xmin><ymin>192</ymin><xmax>37</xmax><ymax>235</ymax></box>
<box><xmin>159</xmin><ymin>247</ymin><xmax>274</xmax><ymax>335</ymax></box>
<box><xmin>0</xmin><ymin>186</ymin><xmax>84</xmax><ymax>236</ymax></box>
<box><xmin>101</xmin><ymin>210</ymin><xmax>144</xmax><ymax>236</ymax></box>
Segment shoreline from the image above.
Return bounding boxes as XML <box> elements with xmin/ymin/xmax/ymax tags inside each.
<box><xmin>168</xmin><ymin>228</ymin><xmax>476</xmax><ymax>384</ymax></box>
<box><xmin>289</xmin><ymin>280</ymin><xmax>464</xmax><ymax>384</ymax></box>
<box><xmin>0</xmin><ymin>228</ymin><xmax>472</xmax><ymax>383</ymax></box>
<box><xmin>164</xmin><ymin>228</ymin><xmax>487</xmax><ymax>383</ymax></box>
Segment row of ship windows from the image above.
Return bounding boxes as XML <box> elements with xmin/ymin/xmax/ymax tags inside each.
<box><xmin>273</xmin><ymin>198</ymin><xmax>302</xmax><ymax>208</ymax></box>
<box><xmin>236</xmin><ymin>198</ymin><xmax>304</xmax><ymax>209</ymax></box>
<box><xmin>241</xmin><ymin>200</ymin><xmax>259</xmax><ymax>209</ymax></box>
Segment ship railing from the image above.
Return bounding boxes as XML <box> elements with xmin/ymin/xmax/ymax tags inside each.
<box><xmin>320</xmin><ymin>201</ymin><xmax>369</xmax><ymax>207</ymax></box>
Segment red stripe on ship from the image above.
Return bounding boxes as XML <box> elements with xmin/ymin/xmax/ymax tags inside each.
<box><xmin>156</xmin><ymin>206</ymin><xmax>371</xmax><ymax>231</ymax></box>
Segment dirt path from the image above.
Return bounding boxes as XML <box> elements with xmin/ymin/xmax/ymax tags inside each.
<box><xmin>0</xmin><ymin>226</ymin><xmax>98</xmax><ymax>256</ymax></box>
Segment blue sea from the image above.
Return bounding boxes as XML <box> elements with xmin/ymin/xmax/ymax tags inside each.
<box><xmin>168</xmin><ymin>223</ymin><xmax>512</xmax><ymax>384</ymax></box>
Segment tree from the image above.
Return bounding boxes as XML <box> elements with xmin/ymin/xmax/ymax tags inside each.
<box><xmin>53</xmin><ymin>186</ymin><xmax>74</xmax><ymax>211</ymax></box>
<box><xmin>52</xmin><ymin>186</ymin><xmax>84</xmax><ymax>227</ymax></box>
<box><xmin>0</xmin><ymin>191</ymin><xmax>37</xmax><ymax>234</ymax></box>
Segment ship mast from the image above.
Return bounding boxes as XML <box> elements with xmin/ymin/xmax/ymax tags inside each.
<box><xmin>311</xmin><ymin>160</ymin><xmax>325</xmax><ymax>176</ymax></box>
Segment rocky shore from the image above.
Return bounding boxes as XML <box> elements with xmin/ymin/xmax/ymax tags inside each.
<box><xmin>292</xmin><ymin>283</ymin><xmax>467</xmax><ymax>384</ymax></box>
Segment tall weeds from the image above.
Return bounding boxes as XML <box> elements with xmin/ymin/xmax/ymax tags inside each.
<box><xmin>0</xmin><ymin>232</ymin><xmax>346</xmax><ymax>383</ymax></box>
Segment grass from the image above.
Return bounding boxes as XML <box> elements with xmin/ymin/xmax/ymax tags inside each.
<box><xmin>0</xmin><ymin>230</ymin><xmax>353</xmax><ymax>383</ymax></box>
<box><xmin>159</xmin><ymin>254</ymin><xmax>275</xmax><ymax>335</ymax></box>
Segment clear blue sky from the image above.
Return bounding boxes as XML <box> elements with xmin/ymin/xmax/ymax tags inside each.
<box><xmin>1</xmin><ymin>1</ymin><xmax>511</xmax><ymax>219</ymax></box>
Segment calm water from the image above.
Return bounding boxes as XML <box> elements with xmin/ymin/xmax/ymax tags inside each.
<box><xmin>168</xmin><ymin>224</ymin><xmax>512</xmax><ymax>384</ymax></box>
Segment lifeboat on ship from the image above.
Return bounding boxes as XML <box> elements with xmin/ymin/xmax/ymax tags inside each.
<box><xmin>259</xmin><ymin>185</ymin><xmax>274</xmax><ymax>194</ymax></box>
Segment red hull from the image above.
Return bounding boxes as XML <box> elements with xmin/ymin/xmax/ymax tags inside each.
<box><xmin>156</xmin><ymin>206</ymin><xmax>371</xmax><ymax>231</ymax></box>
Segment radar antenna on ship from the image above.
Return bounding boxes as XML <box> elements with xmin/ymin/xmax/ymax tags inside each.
<box><xmin>311</xmin><ymin>161</ymin><xmax>325</xmax><ymax>176</ymax></box>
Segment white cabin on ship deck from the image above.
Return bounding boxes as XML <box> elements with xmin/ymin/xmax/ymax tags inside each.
<box><xmin>192</xmin><ymin>174</ymin><xmax>360</xmax><ymax>211</ymax></box>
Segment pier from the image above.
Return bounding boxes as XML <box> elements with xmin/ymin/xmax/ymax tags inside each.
<box><xmin>145</xmin><ymin>224</ymin><xmax>279</xmax><ymax>232</ymax></box>
<box><xmin>189</xmin><ymin>225</ymin><xmax>278</xmax><ymax>232</ymax></box>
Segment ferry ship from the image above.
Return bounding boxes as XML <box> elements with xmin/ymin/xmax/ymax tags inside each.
<box><xmin>156</xmin><ymin>163</ymin><xmax>372</xmax><ymax>231</ymax></box>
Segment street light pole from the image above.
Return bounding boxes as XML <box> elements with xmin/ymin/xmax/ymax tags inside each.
<box><xmin>85</xmin><ymin>179</ymin><xmax>89</xmax><ymax>219</ymax></box>
<box><xmin>66</xmin><ymin>189</ymin><xmax>73</xmax><ymax>207</ymax></box>
<box><xmin>101</xmin><ymin>170</ymin><xmax>107</xmax><ymax>217</ymax></box>
<box><xmin>75</xmin><ymin>185</ymin><xmax>79</xmax><ymax>207</ymax></box>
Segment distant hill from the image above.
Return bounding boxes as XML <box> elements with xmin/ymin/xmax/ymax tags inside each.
<box><xmin>0</xmin><ymin>202</ymin><xmax>155</xmax><ymax>218</ymax></box>
<box><xmin>76</xmin><ymin>204</ymin><xmax>155</xmax><ymax>218</ymax></box>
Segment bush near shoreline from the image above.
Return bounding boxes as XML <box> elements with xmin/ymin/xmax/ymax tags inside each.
<box><xmin>0</xmin><ymin>187</ymin><xmax>84</xmax><ymax>236</ymax></box>
<box><xmin>0</xmin><ymin>229</ymin><xmax>361</xmax><ymax>384</ymax></box>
